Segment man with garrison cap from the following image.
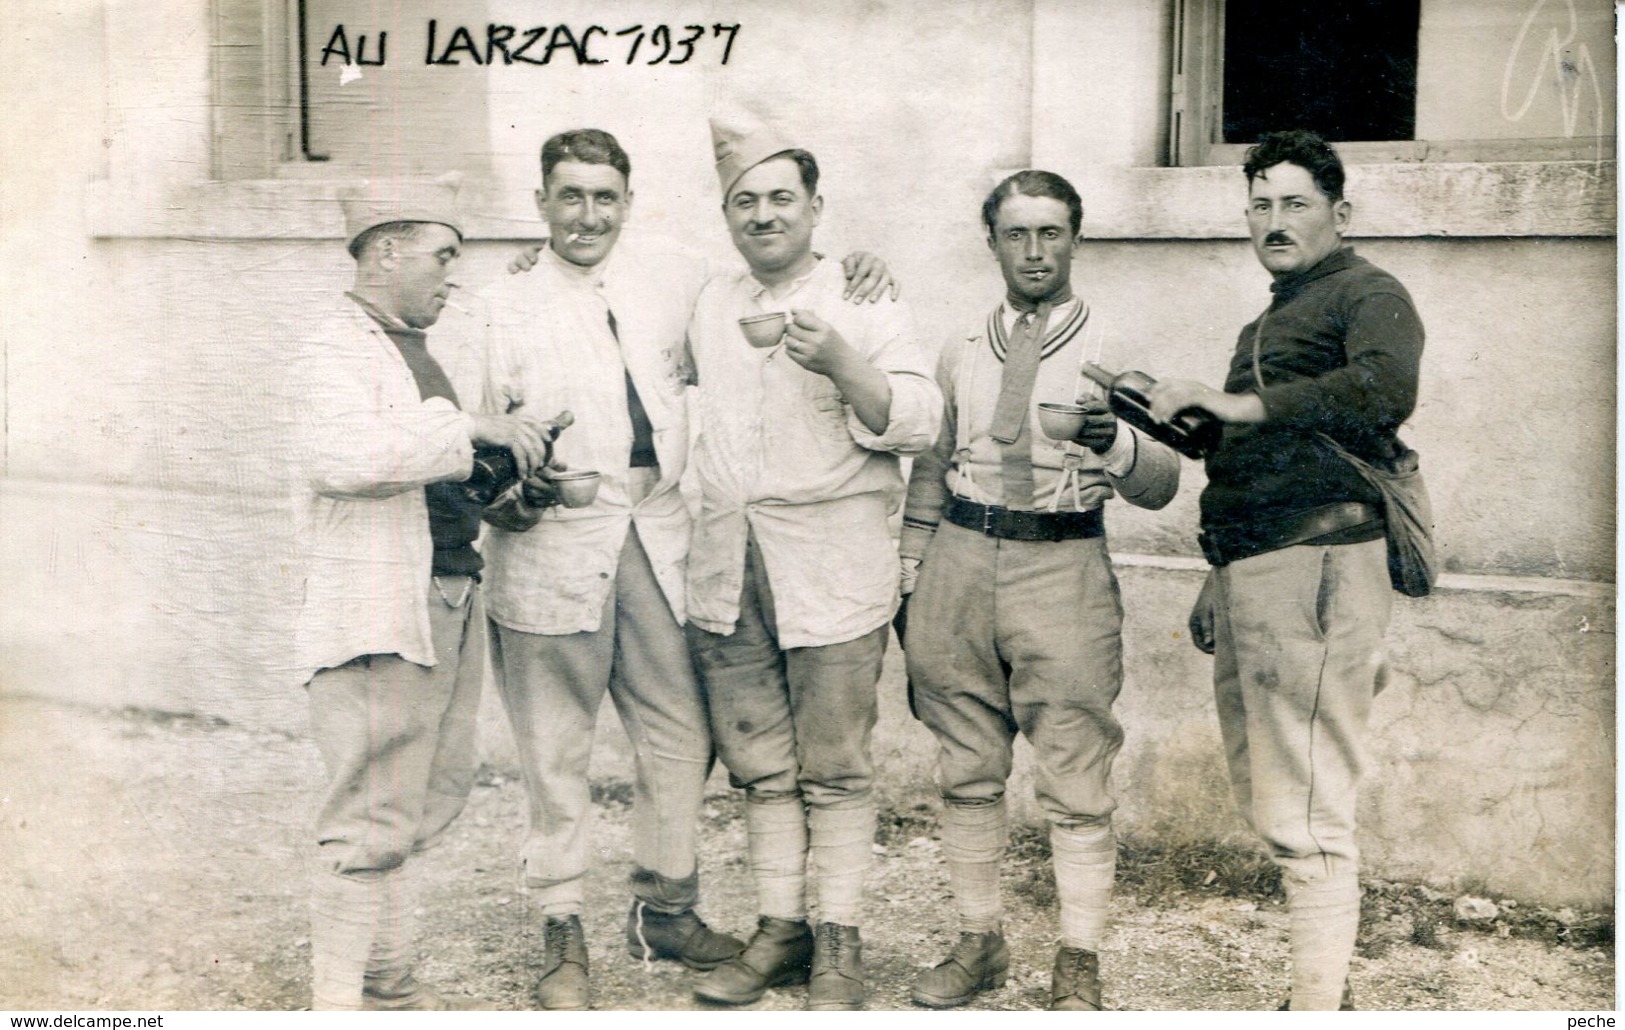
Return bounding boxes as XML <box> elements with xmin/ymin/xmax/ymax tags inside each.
<box><xmin>292</xmin><ymin>175</ymin><xmax>554</xmax><ymax>1010</ymax></box>
<box><xmin>898</xmin><ymin>170</ymin><xmax>1178</xmax><ymax>1011</ymax></box>
<box><xmin>682</xmin><ymin>108</ymin><xmax>942</xmax><ymax>1011</ymax></box>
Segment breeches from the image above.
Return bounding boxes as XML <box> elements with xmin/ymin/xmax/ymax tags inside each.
<box><xmin>490</xmin><ymin>524</ymin><xmax>712</xmax><ymax>905</ymax></box>
<box><xmin>686</xmin><ymin>533</ymin><xmax>884</xmax><ymax>811</ymax></box>
<box><xmin>307</xmin><ymin>576</ymin><xmax>484</xmax><ymax>877</ymax></box>
<box><xmin>906</xmin><ymin>522</ymin><xmax>1125</xmax><ymax>825</ymax></box>
<box><xmin>1212</xmin><ymin>537</ymin><xmax>1392</xmax><ymax>885</ymax></box>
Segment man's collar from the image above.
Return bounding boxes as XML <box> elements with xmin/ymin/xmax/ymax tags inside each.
<box><xmin>542</xmin><ymin>239</ymin><xmax>610</xmax><ymax>286</ymax></box>
<box><xmin>748</xmin><ymin>253</ymin><xmax>825</xmax><ymax>300</ymax></box>
<box><xmin>345</xmin><ymin>291</ymin><xmax>424</xmax><ymax>340</ymax></box>
<box><xmin>1269</xmin><ymin>245</ymin><xmax>1358</xmax><ymax>296</ymax></box>
<box><xmin>1001</xmin><ymin>293</ymin><xmax>1081</xmax><ymax>326</ymax></box>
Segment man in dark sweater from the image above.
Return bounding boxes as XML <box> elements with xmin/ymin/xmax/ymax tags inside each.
<box><xmin>1147</xmin><ymin>131</ymin><xmax>1424</xmax><ymax>1010</ymax></box>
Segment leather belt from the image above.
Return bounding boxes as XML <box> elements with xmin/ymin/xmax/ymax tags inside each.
<box><xmin>944</xmin><ymin>495</ymin><xmax>1104</xmax><ymax>543</ymax></box>
<box><xmin>1199</xmin><ymin>501</ymin><xmax>1381</xmax><ymax>566</ymax></box>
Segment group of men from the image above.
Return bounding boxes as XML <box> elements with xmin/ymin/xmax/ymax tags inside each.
<box><xmin>291</xmin><ymin>113</ymin><xmax>1424</xmax><ymax>1012</ymax></box>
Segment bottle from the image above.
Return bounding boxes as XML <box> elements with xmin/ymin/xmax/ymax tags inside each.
<box><xmin>1078</xmin><ymin>362</ymin><xmax>1223</xmax><ymax>460</ymax></box>
<box><xmin>461</xmin><ymin>410</ymin><xmax>575</xmax><ymax>506</ymax></box>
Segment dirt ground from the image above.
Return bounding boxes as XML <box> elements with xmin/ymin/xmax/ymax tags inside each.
<box><xmin>0</xmin><ymin>693</ymin><xmax>1613</xmax><ymax>1012</ymax></box>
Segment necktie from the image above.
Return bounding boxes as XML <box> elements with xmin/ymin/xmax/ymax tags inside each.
<box><xmin>990</xmin><ymin>302</ymin><xmax>1052</xmax><ymax>510</ymax></box>
<box><xmin>607</xmin><ymin>306</ymin><xmax>659</xmax><ymax>469</ymax></box>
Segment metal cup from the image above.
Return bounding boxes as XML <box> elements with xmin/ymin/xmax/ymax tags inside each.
<box><xmin>1037</xmin><ymin>402</ymin><xmax>1089</xmax><ymax>441</ymax></box>
<box><xmin>738</xmin><ymin>312</ymin><xmax>788</xmax><ymax>348</ymax></box>
<box><xmin>550</xmin><ymin>469</ymin><xmax>601</xmax><ymax>508</ymax></box>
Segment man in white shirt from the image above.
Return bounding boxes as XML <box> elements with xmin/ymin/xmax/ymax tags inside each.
<box><xmin>684</xmin><ymin>110</ymin><xmax>942</xmax><ymax>1011</ymax></box>
<box><xmin>898</xmin><ymin>170</ymin><xmax>1179</xmax><ymax>1011</ymax></box>
<box><xmin>294</xmin><ymin>177</ymin><xmax>554</xmax><ymax>1010</ymax></box>
<box><xmin>478</xmin><ymin>129</ymin><xmax>897</xmax><ymax>1011</ymax></box>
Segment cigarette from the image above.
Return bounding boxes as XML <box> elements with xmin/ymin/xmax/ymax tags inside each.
<box><xmin>565</xmin><ymin>233</ymin><xmax>581</xmax><ymax>244</ymax></box>
<box><xmin>443</xmin><ymin>300</ymin><xmax>471</xmax><ymax>315</ymax></box>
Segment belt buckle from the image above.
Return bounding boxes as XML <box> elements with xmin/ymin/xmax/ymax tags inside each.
<box><xmin>982</xmin><ymin>504</ymin><xmax>995</xmax><ymax>536</ymax></box>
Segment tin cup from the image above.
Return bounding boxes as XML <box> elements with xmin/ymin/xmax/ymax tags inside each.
<box><xmin>1037</xmin><ymin>402</ymin><xmax>1089</xmax><ymax>441</ymax></box>
<box><xmin>738</xmin><ymin>312</ymin><xmax>788</xmax><ymax>349</ymax></box>
<box><xmin>550</xmin><ymin>469</ymin><xmax>602</xmax><ymax>508</ymax></box>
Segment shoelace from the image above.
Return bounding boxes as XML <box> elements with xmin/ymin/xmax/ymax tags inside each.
<box><xmin>819</xmin><ymin>925</ymin><xmax>844</xmax><ymax>966</ymax></box>
<box><xmin>949</xmin><ymin>933</ymin><xmax>987</xmax><ymax>965</ymax></box>
<box><xmin>632</xmin><ymin>901</ymin><xmax>654</xmax><ymax>973</ymax></box>
<box><xmin>1058</xmin><ymin>948</ymin><xmax>1092</xmax><ymax>985</ymax></box>
<box><xmin>545</xmin><ymin>918</ymin><xmax>581</xmax><ymax>958</ymax></box>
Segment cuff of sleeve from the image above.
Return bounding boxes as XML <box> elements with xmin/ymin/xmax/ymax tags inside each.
<box><xmin>898</xmin><ymin>522</ymin><xmax>937</xmax><ymax>564</ymax></box>
<box><xmin>1100</xmin><ymin>424</ymin><xmax>1138</xmax><ymax>478</ymax></box>
<box><xmin>899</xmin><ymin>556</ymin><xmax>921</xmax><ymax>596</ymax></box>
<box><xmin>846</xmin><ymin>378</ymin><xmax>938</xmax><ymax>455</ymax></box>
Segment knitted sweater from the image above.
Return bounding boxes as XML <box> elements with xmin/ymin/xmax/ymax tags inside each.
<box><xmin>1201</xmin><ymin>247</ymin><xmax>1424</xmax><ymax>538</ymax></box>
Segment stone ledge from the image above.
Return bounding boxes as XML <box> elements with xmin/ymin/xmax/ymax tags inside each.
<box><xmin>89</xmin><ymin>159</ymin><xmax>1616</xmax><ymax>241</ymax></box>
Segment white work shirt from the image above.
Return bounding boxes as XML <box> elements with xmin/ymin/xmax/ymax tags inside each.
<box><xmin>686</xmin><ymin>257</ymin><xmax>942</xmax><ymax>648</ymax></box>
<box><xmin>474</xmin><ymin>236</ymin><xmax>705</xmax><ymax>635</ymax></box>
<box><xmin>292</xmin><ymin>296</ymin><xmax>474</xmax><ymax>682</ymax></box>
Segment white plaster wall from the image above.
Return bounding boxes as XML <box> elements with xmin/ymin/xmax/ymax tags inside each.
<box><xmin>0</xmin><ymin>0</ymin><xmax>1614</xmax><ymax>906</ymax></box>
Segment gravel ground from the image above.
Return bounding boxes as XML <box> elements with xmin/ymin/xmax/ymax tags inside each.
<box><xmin>0</xmin><ymin>694</ymin><xmax>1612</xmax><ymax>1012</ymax></box>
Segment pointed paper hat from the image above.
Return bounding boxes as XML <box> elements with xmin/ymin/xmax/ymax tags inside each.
<box><xmin>339</xmin><ymin>172</ymin><xmax>464</xmax><ymax>254</ymax></box>
<box><xmin>709</xmin><ymin>103</ymin><xmax>799</xmax><ymax>199</ymax></box>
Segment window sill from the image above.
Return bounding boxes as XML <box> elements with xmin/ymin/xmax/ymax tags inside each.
<box><xmin>87</xmin><ymin>176</ymin><xmax>543</xmax><ymax>241</ymax></box>
<box><xmin>1053</xmin><ymin>159</ymin><xmax>1615</xmax><ymax>240</ymax></box>
<box><xmin>89</xmin><ymin>159</ymin><xmax>1615</xmax><ymax>242</ymax></box>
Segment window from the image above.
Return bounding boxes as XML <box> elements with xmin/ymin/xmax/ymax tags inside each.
<box><xmin>1171</xmin><ymin>0</ymin><xmax>1615</xmax><ymax>165</ymax></box>
<box><xmin>209</xmin><ymin>0</ymin><xmax>495</xmax><ymax>179</ymax></box>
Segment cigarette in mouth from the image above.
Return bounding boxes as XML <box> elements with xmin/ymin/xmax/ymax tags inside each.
<box><xmin>441</xmin><ymin>284</ymin><xmax>470</xmax><ymax>315</ymax></box>
<box><xmin>566</xmin><ymin>233</ymin><xmax>581</xmax><ymax>244</ymax></box>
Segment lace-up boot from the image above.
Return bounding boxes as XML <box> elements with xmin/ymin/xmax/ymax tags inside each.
<box><xmin>911</xmin><ymin>930</ymin><xmax>1009</xmax><ymax>1008</ymax></box>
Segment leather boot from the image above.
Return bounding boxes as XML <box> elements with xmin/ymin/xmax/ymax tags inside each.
<box><xmin>1279</xmin><ymin>985</ymin><xmax>1356</xmax><ymax>1010</ymax></box>
<box><xmin>534</xmin><ymin>914</ymin><xmax>590</xmax><ymax>1011</ymax></box>
<box><xmin>627</xmin><ymin>900</ymin><xmax>745</xmax><ymax>970</ymax></box>
<box><xmin>807</xmin><ymin>922</ymin><xmax>864</xmax><ymax>1011</ymax></box>
<box><xmin>911</xmin><ymin>930</ymin><xmax>1009</xmax><ymax>1008</ymax></box>
<box><xmin>1049</xmin><ymin>945</ymin><xmax>1103</xmax><ymax>1011</ymax></box>
<box><xmin>362</xmin><ymin>866</ymin><xmax>492</xmax><ymax>1010</ymax></box>
<box><xmin>693</xmin><ymin>916</ymin><xmax>813</xmax><ymax>1006</ymax></box>
<box><xmin>363</xmin><ymin>973</ymin><xmax>494</xmax><ymax>1010</ymax></box>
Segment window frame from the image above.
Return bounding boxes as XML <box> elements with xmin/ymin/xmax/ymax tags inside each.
<box><xmin>1168</xmin><ymin>0</ymin><xmax>1616</xmax><ymax>167</ymax></box>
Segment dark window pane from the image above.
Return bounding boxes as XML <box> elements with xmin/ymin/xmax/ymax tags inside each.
<box><xmin>1223</xmin><ymin>0</ymin><xmax>1419</xmax><ymax>143</ymax></box>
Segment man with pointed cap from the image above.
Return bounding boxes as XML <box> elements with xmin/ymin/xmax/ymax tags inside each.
<box><xmin>477</xmin><ymin>127</ymin><xmax>899</xmax><ymax>1010</ymax></box>
<box><xmin>898</xmin><ymin>169</ymin><xmax>1179</xmax><ymax>1011</ymax></box>
<box><xmin>292</xmin><ymin>175</ymin><xmax>556</xmax><ymax>1010</ymax></box>
<box><xmin>682</xmin><ymin>107</ymin><xmax>942</xmax><ymax>1011</ymax></box>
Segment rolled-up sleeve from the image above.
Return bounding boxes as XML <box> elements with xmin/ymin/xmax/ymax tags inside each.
<box><xmin>898</xmin><ymin>338</ymin><xmax>962</xmax><ymax>562</ymax></box>
<box><xmin>299</xmin><ymin>339</ymin><xmax>473</xmax><ymax>500</ymax></box>
<box><xmin>846</xmin><ymin>299</ymin><xmax>943</xmax><ymax>456</ymax></box>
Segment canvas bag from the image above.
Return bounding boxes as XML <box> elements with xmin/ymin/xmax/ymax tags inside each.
<box><xmin>1252</xmin><ymin>314</ymin><xmax>1437</xmax><ymax>597</ymax></box>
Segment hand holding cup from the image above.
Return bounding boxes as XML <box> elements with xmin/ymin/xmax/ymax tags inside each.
<box><xmin>1039</xmin><ymin>398</ymin><xmax>1118</xmax><ymax>454</ymax></box>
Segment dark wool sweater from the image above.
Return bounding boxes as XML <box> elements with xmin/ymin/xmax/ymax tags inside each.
<box><xmin>1200</xmin><ymin>247</ymin><xmax>1424</xmax><ymax>541</ymax></box>
<box><xmin>349</xmin><ymin>293</ymin><xmax>485</xmax><ymax>578</ymax></box>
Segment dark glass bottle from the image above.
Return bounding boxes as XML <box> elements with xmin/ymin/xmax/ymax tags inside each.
<box><xmin>1079</xmin><ymin>363</ymin><xmax>1223</xmax><ymax>460</ymax></box>
<box><xmin>461</xmin><ymin>411</ymin><xmax>574</xmax><ymax>505</ymax></box>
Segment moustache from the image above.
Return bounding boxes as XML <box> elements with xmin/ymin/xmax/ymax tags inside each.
<box><xmin>1264</xmin><ymin>232</ymin><xmax>1292</xmax><ymax>246</ymax></box>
